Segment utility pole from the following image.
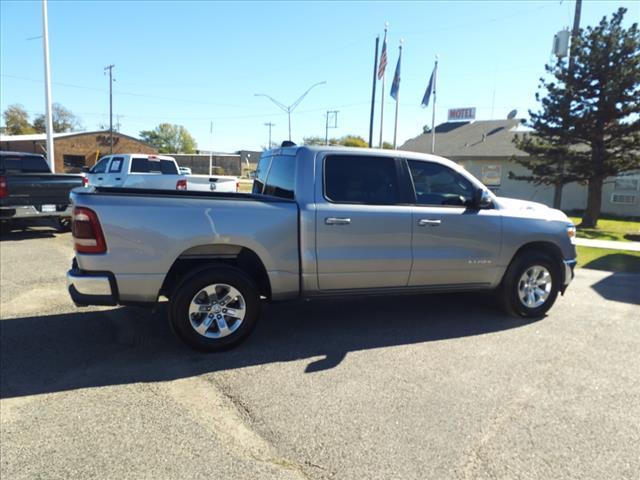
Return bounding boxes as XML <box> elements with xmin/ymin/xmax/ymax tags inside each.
<box><xmin>209</xmin><ymin>121</ymin><xmax>213</xmax><ymax>175</ymax></box>
<box><xmin>554</xmin><ymin>0</ymin><xmax>582</xmax><ymax>210</ymax></box>
<box><xmin>42</xmin><ymin>0</ymin><xmax>54</xmax><ymax>172</ymax></box>
<box><xmin>325</xmin><ymin>110</ymin><xmax>338</xmax><ymax>145</ymax></box>
<box><xmin>264</xmin><ymin>122</ymin><xmax>275</xmax><ymax>149</ymax></box>
<box><xmin>104</xmin><ymin>64</ymin><xmax>115</xmax><ymax>153</ymax></box>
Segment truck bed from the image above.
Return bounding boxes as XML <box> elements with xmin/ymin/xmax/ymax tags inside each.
<box><xmin>71</xmin><ymin>187</ymin><xmax>300</xmax><ymax>303</ymax></box>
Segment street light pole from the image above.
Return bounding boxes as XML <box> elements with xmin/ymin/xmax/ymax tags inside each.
<box><xmin>255</xmin><ymin>81</ymin><xmax>326</xmax><ymax>141</ymax></box>
<box><xmin>104</xmin><ymin>64</ymin><xmax>115</xmax><ymax>154</ymax></box>
<box><xmin>41</xmin><ymin>0</ymin><xmax>55</xmax><ymax>172</ymax></box>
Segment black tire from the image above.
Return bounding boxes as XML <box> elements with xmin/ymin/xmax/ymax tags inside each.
<box><xmin>498</xmin><ymin>252</ymin><xmax>561</xmax><ymax>318</ymax></box>
<box><xmin>169</xmin><ymin>266</ymin><xmax>260</xmax><ymax>352</ymax></box>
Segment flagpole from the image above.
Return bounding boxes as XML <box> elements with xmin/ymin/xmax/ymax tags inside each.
<box><xmin>378</xmin><ymin>23</ymin><xmax>388</xmax><ymax>148</ymax></box>
<box><xmin>393</xmin><ymin>40</ymin><xmax>403</xmax><ymax>149</ymax></box>
<box><xmin>368</xmin><ymin>36</ymin><xmax>379</xmax><ymax>148</ymax></box>
<box><xmin>431</xmin><ymin>56</ymin><xmax>438</xmax><ymax>154</ymax></box>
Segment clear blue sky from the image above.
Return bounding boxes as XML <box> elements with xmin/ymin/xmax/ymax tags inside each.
<box><xmin>1</xmin><ymin>0</ymin><xmax>638</xmax><ymax>152</ymax></box>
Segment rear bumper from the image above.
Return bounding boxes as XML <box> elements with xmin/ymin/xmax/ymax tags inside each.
<box><xmin>0</xmin><ymin>204</ymin><xmax>72</xmax><ymax>219</ymax></box>
<box><xmin>561</xmin><ymin>258</ymin><xmax>577</xmax><ymax>293</ymax></box>
<box><xmin>67</xmin><ymin>266</ymin><xmax>118</xmax><ymax>307</ymax></box>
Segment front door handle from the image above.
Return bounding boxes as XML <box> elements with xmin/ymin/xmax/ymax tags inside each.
<box><xmin>115</xmin><ymin>177</ymin><xmax>121</xmax><ymax>181</ymax></box>
<box><xmin>418</xmin><ymin>219</ymin><xmax>441</xmax><ymax>227</ymax></box>
<box><xmin>97</xmin><ymin>177</ymin><xmax>103</xmax><ymax>181</ymax></box>
<box><xmin>325</xmin><ymin>217</ymin><xmax>351</xmax><ymax>225</ymax></box>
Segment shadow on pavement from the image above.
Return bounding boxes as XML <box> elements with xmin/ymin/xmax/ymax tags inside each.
<box><xmin>1</xmin><ymin>292</ymin><xmax>542</xmax><ymax>399</ymax></box>
<box><xmin>0</xmin><ymin>226</ymin><xmax>58</xmax><ymax>241</ymax></box>
<box><xmin>590</xmin><ymin>272</ymin><xmax>640</xmax><ymax>306</ymax></box>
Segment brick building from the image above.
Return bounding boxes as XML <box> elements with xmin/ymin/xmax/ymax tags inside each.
<box><xmin>0</xmin><ymin>130</ymin><xmax>156</xmax><ymax>173</ymax></box>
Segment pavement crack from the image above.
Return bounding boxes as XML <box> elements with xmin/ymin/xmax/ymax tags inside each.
<box><xmin>158</xmin><ymin>376</ymin><xmax>312</xmax><ymax>479</ymax></box>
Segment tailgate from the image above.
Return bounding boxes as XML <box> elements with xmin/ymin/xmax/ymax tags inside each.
<box><xmin>3</xmin><ymin>174</ymin><xmax>84</xmax><ymax>207</ymax></box>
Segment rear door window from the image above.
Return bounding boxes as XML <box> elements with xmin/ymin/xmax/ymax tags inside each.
<box><xmin>262</xmin><ymin>155</ymin><xmax>296</xmax><ymax>199</ymax></box>
<box><xmin>108</xmin><ymin>157</ymin><xmax>124</xmax><ymax>173</ymax></box>
<box><xmin>324</xmin><ymin>155</ymin><xmax>399</xmax><ymax>205</ymax></box>
<box><xmin>253</xmin><ymin>155</ymin><xmax>272</xmax><ymax>194</ymax></box>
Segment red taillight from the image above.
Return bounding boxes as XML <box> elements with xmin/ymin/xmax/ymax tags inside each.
<box><xmin>72</xmin><ymin>207</ymin><xmax>106</xmax><ymax>254</ymax></box>
<box><xmin>82</xmin><ymin>176</ymin><xmax>89</xmax><ymax>187</ymax></box>
<box><xmin>236</xmin><ymin>181</ymin><xmax>240</xmax><ymax>192</ymax></box>
<box><xmin>176</xmin><ymin>179</ymin><xmax>187</xmax><ymax>191</ymax></box>
<box><xmin>0</xmin><ymin>176</ymin><xmax>7</xmax><ymax>198</ymax></box>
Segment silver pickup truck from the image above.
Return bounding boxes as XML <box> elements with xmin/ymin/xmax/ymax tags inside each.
<box><xmin>67</xmin><ymin>145</ymin><xmax>577</xmax><ymax>351</ymax></box>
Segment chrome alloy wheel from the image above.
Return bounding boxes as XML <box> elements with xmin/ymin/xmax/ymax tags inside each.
<box><xmin>188</xmin><ymin>284</ymin><xmax>246</xmax><ymax>338</ymax></box>
<box><xmin>517</xmin><ymin>265</ymin><xmax>552</xmax><ymax>309</ymax></box>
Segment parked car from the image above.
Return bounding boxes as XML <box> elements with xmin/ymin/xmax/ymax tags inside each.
<box><xmin>178</xmin><ymin>166</ymin><xmax>192</xmax><ymax>175</ymax></box>
<box><xmin>0</xmin><ymin>151</ymin><xmax>85</xmax><ymax>231</ymax></box>
<box><xmin>67</xmin><ymin>145</ymin><xmax>577</xmax><ymax>351</ymax></box>
<box><xmin>84</xmin><ymin>154</ymin><xmax>187</xmax><ymax>190</ymax></box>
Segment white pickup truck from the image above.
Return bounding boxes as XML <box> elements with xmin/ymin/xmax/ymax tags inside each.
<box><xmin>85</xmin><ymin>154</ymin><xmax>237</xmax><ymax>192</ymax></box>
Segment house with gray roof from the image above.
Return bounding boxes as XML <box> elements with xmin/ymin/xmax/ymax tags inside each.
<box><xmin>400</xmin><ymin>119</ymin><xmax>639</xmax><ymax>217</ymax></box>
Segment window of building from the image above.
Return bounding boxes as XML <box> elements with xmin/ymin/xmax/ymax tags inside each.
<box><xmin>324</xmin><ymin>155</ymin><xmax>399</xmax><ymax>205</ymax></box>
<box><xmin>63</xmin><ymin>155</ymin><xmax>86</xmax><ymax>172</ymax></box>
<box><xmin>408</xmin><ymin>160</ymin><xmax>474</xmax><ymax>207</ymax></box>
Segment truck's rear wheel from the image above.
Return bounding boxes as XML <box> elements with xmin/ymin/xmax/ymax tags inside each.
<box><xmin>498</xmin><ymin>252</ymin><xmax>560</xmax><ymax>318</ymax></box>
<box><xmin>169</xmin><ymin>267</ymin><xmax>260</xmax><ymax>352</ymax></box>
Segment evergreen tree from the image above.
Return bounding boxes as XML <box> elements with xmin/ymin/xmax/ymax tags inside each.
<box><xmin>512</xmin><ymin>8</ymin><xmax>639</xmax><ymax>227</ymax></box>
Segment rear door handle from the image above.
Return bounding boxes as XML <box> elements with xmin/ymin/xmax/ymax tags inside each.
<box><xmin>418</xmin><ymin>219</ymin><xmax>441</xmax><ymax>227</ymax></box>
<box><xmin>97</xmin><ymin>177</ymin><xmax>103</xmax><ymax>181</ymax></box>
<box><xmin>115</xmin><ymin>177</ymin><xmax>121</xmax><ymax>181</ymax></box>
<box><xmin>325</xmin><ymin>217</ymin><xmax>351</xmax><ymax>225</ymax></box>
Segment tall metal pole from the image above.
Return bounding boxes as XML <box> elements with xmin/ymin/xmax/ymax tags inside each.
<box><xmin>264</xmin><ymin>122</ymin><xmax>275</xmax><ymax>148</ymax></box>
<box><xmin>287</xmin><ymin>110</ymin><xmax>292</xmax><ymax>141</ymax></box>
<box><xmin>553</xmin><ymin>0</ymin><xmax>582</xmax><ymax>209</ymax></box>
<box><xmin>392</xmin><ymin>40</ymin><xmax>403</xmax><ymax>149</ymax></box>
<box><xmin>431</xmin><ymin>57</ymin><xmax>438</xmax><ymax>154</ymax></box>
<box><xmin>368</xmin><ymin>36</ymin><xmax>379</xmax><ymax>148</ymax></box>
<box><xmin>209</xmin><ymin>121</ymin><xmax>213</xmax><ymax>175</ymax></box>
<box><xmin>325</xmin><ymin>111</ymin><xmax>329</xmax><ymax>145</ymax></box>
<box><xmin>378</xmin><ymin>23</ymin><xmax>388</xmax><ymax>148</ymax></box>
<box><xmin>104</xmin><ymin>64</ymin><xmax>115</xmax><ymax>154</ymax></box>
<box><xmin>42</xmin><ymin>0</ymin><xmax>55</xmax><ymax>172</ymax></box>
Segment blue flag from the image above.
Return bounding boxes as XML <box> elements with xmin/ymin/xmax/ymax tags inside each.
<box><xmin>421</xmin><ymin>63</ymin><xmax>437</xmax><ymax>107</ymax></box>
<box><xmin>390</xmin><ymin>48</ymin><xmax>401</xmax><ymax>101</ymax></box>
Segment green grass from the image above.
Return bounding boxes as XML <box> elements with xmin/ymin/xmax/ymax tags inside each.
<box><xmin>568</xmin><ymin>216</ymin><xmax>640</xmax><ymax>243</ymax></box>
<box><xmin>576</xmin><ymin>245</ymin><xmax>640</xmax><ymax>273</ymax></box>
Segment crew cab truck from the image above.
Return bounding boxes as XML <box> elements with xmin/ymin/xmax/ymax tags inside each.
<box><xmin>85</xmin><ymin>153</ymin><xmax>238</xmax><ymax>192</ymax></box>
<box><xmin>67</xmin><ymin>145</ymin><xmax>577</xmax><ymax>351</ymax></box>
<box><xmin>85</xmin><ymin>154</ymin><xmax>186</xmax><ymax>190</ymax></box>
<box><xmin>1</xmin><ymin>151</ymin><xmax>84</xmax><ymax>231</ymax></box>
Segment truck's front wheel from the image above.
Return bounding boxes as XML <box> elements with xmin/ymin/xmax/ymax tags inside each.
<box><xmin>169</xmin><ymin>267</ymin><xmax>260</xmax><ymax>352</ymax></box>
<box><xmin>499</xmin><ymin>252</ymin><xmax>560</xmax><ymax>318</ymax></box>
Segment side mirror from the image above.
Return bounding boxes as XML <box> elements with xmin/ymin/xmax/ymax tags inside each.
<box><xmin>81</xmin><ymin>166</ymin><xmax>90</xmax><ymax>173</ymax></box>
<box><xmin>474</xmin><ymin>188</ymin><xmax>492</xmax><ymax>209</ymax></box>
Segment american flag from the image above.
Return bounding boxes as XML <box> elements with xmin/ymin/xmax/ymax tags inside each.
<box><xmin>377</xmin><ymin>33</ymin><xmax>388</xmax><ymax>80</ymax></box>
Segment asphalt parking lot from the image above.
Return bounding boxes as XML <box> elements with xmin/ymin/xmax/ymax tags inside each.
<box><xmin>1</xmin><ymin>227</ymin><xmax>639</xmax><ymax>480</ymax></box>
